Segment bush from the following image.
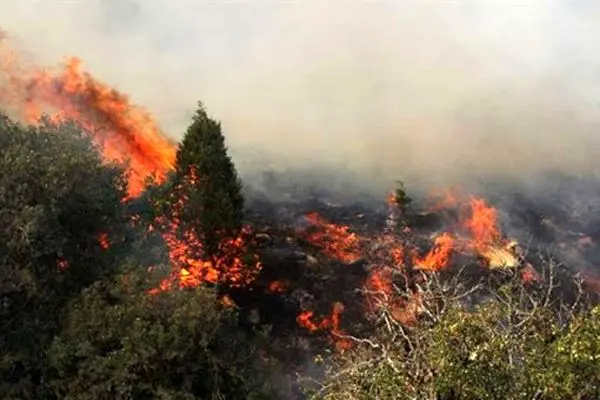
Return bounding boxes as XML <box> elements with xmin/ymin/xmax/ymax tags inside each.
<box><xmin>309</xmin><ymin>258</ymin><xmax>600</xmax><ymax>400</ymax></box>
<box><xmin>0</xmin><ymin>114</ymin><xmax>128</xmax><ymax>397</ymax></box>
<box><xmin>48</xmin><ymin>266</ymin><xmax>280</xmax><ymax>399</ymax></box>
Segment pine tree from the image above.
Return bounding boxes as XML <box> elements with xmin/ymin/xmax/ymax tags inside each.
<box><xmin>174</xmin><ymin>102</ymin><xmax>245</xmax><ymax>260</ymax></box>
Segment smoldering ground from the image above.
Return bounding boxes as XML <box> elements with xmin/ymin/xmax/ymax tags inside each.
<box><xmin>1</xmin><ymin>0</ymin><xmax>600</xmax><ymax>197</ymax></box>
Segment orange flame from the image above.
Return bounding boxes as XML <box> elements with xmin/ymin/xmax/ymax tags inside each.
<box><xmin>304</xmin><ymin>212</ymin><xmax>361</xmax><ymax>263</ymax></box>
<box><xmin>520</xmin><ymin>263</ymin><xmax>540</xmax><ymax>284</ymax></box>
<box><xmin>364</xmin><ymin>267</ymin><xmax>394</xmax><ymax>313</ymax></box>
<box><xmin>1</xmin><ymin>45</ymin><xmax>259</xmax><ymax>295</ymax></box>
<box><xmin>149</xmin><ymin>172</ymin><xmax>262</xmax><ymax>294</ymax></box>
<box><xmin>268</xmin><ymin>281</ymin><xmax>287</xmax><ymax>294</ymax></box>
<box><xmin>297</xmin><ymin>302</ymin><xmax>352</xmax><ymax>350</ymax></box>
<box><xmin>413</xmin><ymin>232</ymin><xmax>455</xmax><ymax>271</ymax></box>
<box><xmin>462</xmin><ymin>197</ymin><xmax>502</xmax><ymax>252</ymax></box>
<box><xmin>386</xmin><ymin>190</ymin><xmax>397</xmax><ymax>206</ymax></box>
<box><xmin>1</xmin><ymin>51</ymin><xmax>176</xmax><ymax>197</ymax></box>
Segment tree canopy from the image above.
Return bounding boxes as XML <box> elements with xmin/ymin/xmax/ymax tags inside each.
<box><xmin>1</xmin><ymin>106</ymin><xmax>599</xmax><ymax>400</ymax></box>
<box><xmin>0</xmin><ymin>115</ymin><xmax>128</xmax><ymax>397</ymax></box>
<box><xmin>174</xmin><ymin>102</ymin><xmax>245</xmax><ymax>261</ymax></box>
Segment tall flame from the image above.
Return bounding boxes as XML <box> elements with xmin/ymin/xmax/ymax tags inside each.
<box><xmin>413</xmin><ymin>232</ymin><xmax>455</xmax><ymax>271</ymax></box>
<box><xmin>1</xmin><ymin>45</ymin><xmax>175</xmax><ymax>197</ymax></box>
<box><xmin>462</xmin><ymin>197</ymin><xmax>502</xmax><ymax>252</ymax></box>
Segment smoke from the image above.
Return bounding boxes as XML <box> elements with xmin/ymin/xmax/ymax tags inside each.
<box><xmin>2</xmin><ymin>0</ymin><xmax>600</xmax><ymax>195</ymax></box>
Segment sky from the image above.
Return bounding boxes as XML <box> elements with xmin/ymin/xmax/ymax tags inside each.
<box><xmin>1</xmin><ymin>0</ymin><xmax>600</xmax><ymax>193</ymax></box>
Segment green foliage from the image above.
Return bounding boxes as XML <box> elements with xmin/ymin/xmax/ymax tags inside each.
<box><xmin>47</xmin><ymin>267</ymin><xmax>279</xmax><ymax>400</ymax></box>
<box><xmin>174</xmin><ymin>102</ymin><xmax>245</xmax><ymax>260</ymax></box>
<box><xmin>392</xmin><ymin>180</ymin><xmax>412</xmax><ymax>211</ymax></box>
<box><xmin>0</xmin><ymin>114</ymin><xmax>128</xmax><ymax>397</ymax></box>
<box><xmin>311</xmin><ymin>268</ymin><xmax>600</xmax><ymax>400</ymax></box>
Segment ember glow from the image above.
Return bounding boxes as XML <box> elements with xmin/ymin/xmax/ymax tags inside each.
<box><xmin>149</xmin><ymin>172</ymin><xmax>262</xmax><ymax>293</ymax></box>
<box><xmin>97</xmin><ymin>232</ymin><xmax>110</xmax><ymax>250</ymax></box>
<box><xmin>304</xmin><ymin>212</ymin><xmax>362</xmax><ymax>264</ymax></box>
<box><xmin>296</xmin><ymin>302</ymin><xmax>352</xmax><ymax>351</ymax></box>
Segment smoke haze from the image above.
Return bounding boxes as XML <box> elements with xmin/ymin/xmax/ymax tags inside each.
<box><xmin>1</xmin><ymin>0</ymin><xmax>600</xmax><ymax>194</ymax></box>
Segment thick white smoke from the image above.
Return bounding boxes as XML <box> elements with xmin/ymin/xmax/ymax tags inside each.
<box><xmin>1</xmin><ymin>0</ymin><xmax>600</xmax><ymax>194</ymax></box>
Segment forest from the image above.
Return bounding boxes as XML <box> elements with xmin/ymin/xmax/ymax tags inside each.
<box><xmin>1</xmin><ymin>102</ymin><xmax>600</xmax><ymax>400</ymax></box>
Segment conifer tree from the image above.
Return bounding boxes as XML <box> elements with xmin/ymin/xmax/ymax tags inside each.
<box><xmin>174</xmin><ymin>102</ymin><xmax>245</xmax><ymax>260</ymax></box>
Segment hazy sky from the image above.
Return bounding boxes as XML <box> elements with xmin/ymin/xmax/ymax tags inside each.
<box><xmin>1</xmin><ymin>0</ymin><xmax>600</xmax><ymax>192</ymax></box>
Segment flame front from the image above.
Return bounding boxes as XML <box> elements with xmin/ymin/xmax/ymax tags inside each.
<box><xmin>4</xmin><ymin>42</ymin><xmax>563</xmax><ymax>355</ymax></box>
<box><xmin>1</xmin><ymin>43</ymin><xmax>260</xmax><ymax>296</ymax></box>
<box><xmin>1</xmin><ymin>45</ymin><xmax>176</xmax><ymax>197</ymax></box>
<box><xmin>296</xmin><ymin>302</ymin><xmax>352</xmax><ymax>350</ymax></box>
<box><xmin>413</xmin><ymin>232</ymin><xmax>455</xmax><ymax>271</ymax></box>
<box><xmin>304</xmin><ymin>212</ymin><xmax>361</xmax><ymax>264</ymax></box>
<box><xmin>462</xmin><ymin>197</ymin><xmax>502</xmax><ymax>253</ymax></box>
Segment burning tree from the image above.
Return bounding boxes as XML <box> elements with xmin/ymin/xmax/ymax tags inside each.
<box><xmin>173</xmin><ymin>102</ymin><xmax>245</xmax><ymax>262</ymax></box>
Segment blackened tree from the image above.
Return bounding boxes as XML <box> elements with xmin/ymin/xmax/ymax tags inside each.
<box><xmin>174</xmin><ymin>102</ymin><xmax>245</xmax><ymax>260</ymax></box>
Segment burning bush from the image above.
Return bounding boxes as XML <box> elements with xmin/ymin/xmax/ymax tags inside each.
<box><xmin>306</xmin><ymin>259</ymin><xmax>600</xmax><ymax>400</ymax></box>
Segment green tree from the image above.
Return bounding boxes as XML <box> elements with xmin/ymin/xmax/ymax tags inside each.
<box><xmin>173</xmin><ymin>102</ymin><xmax>244</xmax><ymax>261</ymax></box>
<box><xmin>392</xmin><ymin>180</ymin><xmax>412</xmax><ymax>212</ymax></box>
<box><xmin>48</xmin><ymin>266</ymin><xmax>280</xmax><ymax>400</ymax></box>
<box><xmin>0</xmin><ymin>114</ymin><xmax>128</xmax><ymax>398</ymax></box>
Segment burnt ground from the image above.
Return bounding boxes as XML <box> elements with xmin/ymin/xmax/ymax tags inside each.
<box><xmin>221</xmin><ymin>175</ymin><xmax>600</xmax><ymax>396</ymax></box>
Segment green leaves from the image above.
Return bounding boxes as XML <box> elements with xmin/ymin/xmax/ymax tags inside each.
<box><xmin>173</xmin><ymin>102</ymin><xmax>245</xmax><ymax>260</ymax></box>
<box><xmin>0</xmin><ymin>113</ymin><xmax>128</xmax><ymax>397</ymax></box>
<box><xmin>313</xmin><ymin>269</ymin><xmax>600</xmax><ymax>400</ymax></box>
<box><xmin>48</xmin><ymin>269</ymin><xmax>277</xmax><ymax>400</ymax></box>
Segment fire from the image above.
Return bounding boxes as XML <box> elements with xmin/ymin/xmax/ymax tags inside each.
<box><xmin>304</xmin><ymin>212</ymin><xmax>362</xmax><ymax>263</ymax></box>
<box><xmin>268</xmin><ymin>281</ymin><xmax>287</xmax><ymax>294</ymax></box>
<box><xmin>1</xmin><ymin>43</ymin><xmax>260</xmax><ymax>295</ymax></box>
<box><xmin>462</xmin><ymin>197</ymin><xmax>502</xmax><ymax>253</ymax></box>
<box><xmin>1</xmin><ymin>49</ymin><xmax>176</xmax><ymax>197</ymax></box>
<box><xmin>57</xmin><ymin>258</ymin><xmax>68</xmax><ymax>271</ymax></box>
<box><xmin>386</xmin><ymin>190</ymin><xmax>397</xmax><ymax>206</ymax></box>
<box><xmin>156</xmin><ymin>226</ymin><xmax>260</xmax><ymax>291</ymax></box>
<box><xmin>520</xmin><ymin>263</ymin><xmax>540</xmax><ymax>284</ymax></box>
<box><xmin>97</xmin><ymin>232</ymin><xmax>110</xmax><ymax>250</ymax></box>
<box><xmin>297</xmin><ymin>302</ymin><xmax>352</xmax><ymax>350</ymax></box>
<box><xmin>149</xmin><ymin>173</ymin><xmax>262</xmax><ymax>293</ymax></box>
<box><xmin>4</xmin><ymin>40</ymin><xmax>559</xmax><ymax>355</ymax></box>
<box><xmin>364</xmin><ymin>267</ymin><xmax>394</xmax><ymax>313</ymax></box>
<box><xmin>413</xmin><ymin>232</ymin><xmax>455</xmax><ymax>271</ymax></box>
